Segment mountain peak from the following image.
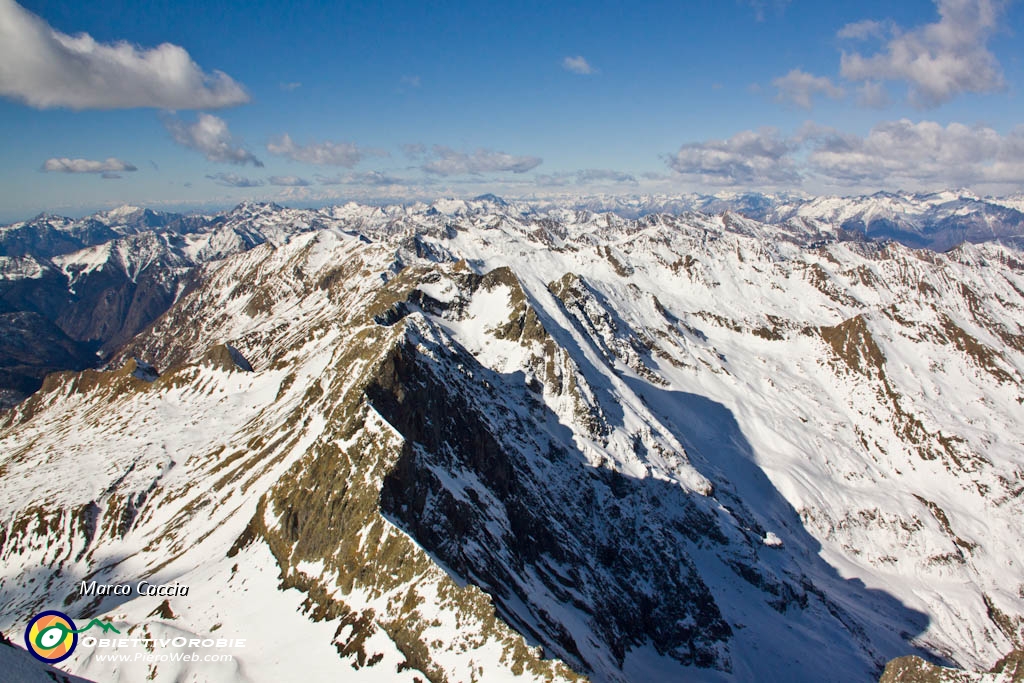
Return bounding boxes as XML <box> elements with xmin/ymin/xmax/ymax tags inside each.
<box><xmin>105</xmin><ymin>204</ymin><xmax>143</xmax><ymax>217</ymax></box>
<box><xmin>231</xmin><ymin>200</ymin><xmax>284</xmax><ymax>215</ymax></box>
<box><xmin>472</xmin><ymin>193</ymin><xmax>509</xmax><ymax>206</ymax></box>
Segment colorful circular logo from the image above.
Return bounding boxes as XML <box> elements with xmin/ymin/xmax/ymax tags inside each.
<box><xmin>24</xmin><ymin>610</ymin><xmax>78</xmax><ymax>663</ymax></box>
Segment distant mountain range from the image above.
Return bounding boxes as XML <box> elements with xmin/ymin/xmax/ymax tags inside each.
<box><xmin>558</xmin><ymin>189</ymin><xmax>1024</xmax><ymax>250</ymax></box>
<box><xmin>1</xmin><ymin>190</ymin><xmax>1022</xmax><ymax>408</ymax></box>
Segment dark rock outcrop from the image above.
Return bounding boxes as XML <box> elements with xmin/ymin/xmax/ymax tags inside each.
<box><xmin>880</xmin><ymin>649</ymin><xmax>1024</xmax><ymax>682</ymax></box>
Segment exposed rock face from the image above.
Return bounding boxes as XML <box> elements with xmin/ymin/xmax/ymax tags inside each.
<box><xmin>0</xmin><ymin>201</ymin><xmax>1022</xmax><ymax>681</ymax></box>
<box><xmin>880</xmin><ymin>650</ymin><xmax>1024</xmax><ymax>682</ymax></box>
<box><xmin>201</xmin><ymin>343</ymin><xmax>254</xmax><ymax>372</ymax></box>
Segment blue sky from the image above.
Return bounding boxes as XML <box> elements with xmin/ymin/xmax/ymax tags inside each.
<box><xmin>1</xmin><ymin>0</ymin><xmax>1023</xmax><ymax>221</ymax></box>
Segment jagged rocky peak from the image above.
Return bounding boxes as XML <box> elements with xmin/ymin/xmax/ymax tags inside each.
<box><xmin>472</xmin><ymin>192</ymin><xmax>509</xmax><ymax>206</ymax></box>
<box><xmin>231</xmin><ymin>200</ymin><xmax>284</xmax><ymax>214</ymax></box>
<box><xmin>201</xmin><ymin>343</ymin><xmax>254</xmax><ymax>372</ymax></box>
<box><xmin>127</xmin><ymin>357</ymin><xmax>159</xmax><ymax>382</ymax></box>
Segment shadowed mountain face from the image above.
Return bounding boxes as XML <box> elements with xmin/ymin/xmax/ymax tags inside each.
<box><xmin>0</xmin><ymin>200</ymin><xmax>1022</xmax><ymax>681</ymax></box>
<box><xmin>0</xmin><ymin>635</ymin><xmax>97</xmax><ymax>683</ymax></box>
<box><xmin>0</xmin><ymin>215</ymin><xmax>118</xmax><ymax>259</ymax></box>
<box><xmin>370</xmin><ymin>336</ymin><xmax>735</xmax><ymax>674</ymax></box>
<box><xmin>367</xmin><ymin>328</ymin><xmax>934</xmax><ymax>680</ymax></box>
<box><xmin>0</xmin><ymin>207</ymin><xmax>262</xmax><ymax>404</ymax></box>
<box><xmin>0</xmin><ymin>311</ymin><xmax>97</xmax><ymax>409</ymax></box>
<box><xmin>0</xmin><ymin>236</ymin><xmax>193</xmax><ymax>401</ymax></box>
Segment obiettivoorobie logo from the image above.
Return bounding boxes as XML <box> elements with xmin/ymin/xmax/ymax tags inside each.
<box><xmin>24</xmin><ymin>610</ymin><xmax>120</xmax><ymax>664</ymax></box>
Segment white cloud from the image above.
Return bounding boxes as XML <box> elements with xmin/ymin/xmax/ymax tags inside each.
<box><xmin>667</xmin><ymin>119</ymin><xmax>1024</xmax><ymax>190</ymax></box>
<box><xmin>165</xmin><ymin>113</ymin><xmax>262</xmax><ymax>166</ymax></box>
<box><xmin>42</xmin><ymin>157</ymin><xmax>137</xmax><ymax>173</ymax></box>
<box><xmin>668</xmin><ymin>129</ymin><xmax>800</xmax><ymax>185</ymax></box>
<box><xmin>268</xmin><ymin>175</ymin><xmax>311</xmax><ymax>187</ymax></box>
<box><xmin>836</xmin><ymin>19</ymin><xmax>894</xmax><ymax>41</ymax></box>
<box><xmin>804</xmin><ymin>119</ymin><xmax>1024</xmax><ymax>187</ymax></box>
<box><xmin>399</xmin><ymin>75</ymin><xmax>421</xmax><ymax>88</ymax></box>
<box><xmin>772</xmin><ymin>69</ymin><xmax>845</xmax><ymax>109</ymax></box>
<box><xmin>206</xmin><ymin>172</ymin><xmax>263</xmax><ymax>187</ymax></box>
<box><xmin>271</xmin><ymin>185</ymin><xmax>315</xmax><ymax>201</ymax></box>
<box><xmin>279</xmin><ymin>81</ymin><xmax>302</xmax><ymax>91</ymax></box>
<box><xmin>362</xmin><ymin>171</ymin><xmax>406</xmax><ymax>186</ymax></box>
<box><xmin>316</xmin><ymin>171</ymin><xmax>407</xmax><ymax>186</ymax></box>
<box><xmin>422</xmin><ymin>146</ymin><xmax>543</xmax><ymax>175</ymax></box>
<box><xmin>536</xmin><ymin>169</ymin><xmax>638</xmax><ymax>187</ymax></box>
<box><xmin>562</xmin><ymin>56</ymin><xmax>596</xmax><ymax>75</ymax></box>
<box><xmin>856</xmin><ymin>81</ymin><xmax>890</xmax><ymax>108</ymax></box>
<box><xmin>267</xmin><ymin>134</ymin><xmax>370</xmax><ymax>167</ymax></box>
<box><xmin>576</xmin><ymin>169</ymin><xmax>638</xmax><ymax>184</ymax></box>
<box><xmin>839</xmin><ymin>0</ymin><xmax>1007</xmax><ymax>107</ymax></box>
<box><xmin>743</xmin><ymin>0</ymin><xmax>791</xmax><ymax>22</ymax></box>
<box><xmin>401</xmin><ymin>143</ymin><xmax>427</xmax><ymax>159</ymax></box>
<box><xmin>533</xmin><ymin>172</ymin><xmax>573</xmax><ymax>187</ymax></box>
<box><xmin>0</xmin><ymin>0</ymin><xmax>249</xmax><ymax>110</ymax></box>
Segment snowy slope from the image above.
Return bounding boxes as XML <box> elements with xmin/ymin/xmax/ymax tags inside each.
<box><xmin>0</xmin><ymin>640</ymin><xmax>96</xmax><ymax>683</ymax></box>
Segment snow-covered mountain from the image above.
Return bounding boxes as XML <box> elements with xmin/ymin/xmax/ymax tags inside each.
<box><xmin>763</xmin><ymin>191</ymin><xmax>1024</xmax><ymax>251</ymax></box>
<box><xmin>546</xmin><ymin>190</ymin><xmax>1024</xmax><ymax>250</ymax></box>
<box><xmin>0</xmin><ymin>202</ymin><xmax>328</xmax><ymax>407</ymax></box>
<box><xmin>1</xmin><ymin>198</ymin><xmax>1023</xmax><ymax>682</ymax></box>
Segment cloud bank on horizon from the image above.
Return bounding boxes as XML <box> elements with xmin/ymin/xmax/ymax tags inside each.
<box><xmin>670</xmin><ymin>120</ymin><xmax>1024</xmax><ymax>189</ymax></box>
<box><xmin>41</xmin><ymin>157</ymin><xmax>138</xmax><ymax>174</ymax></box>
<box><xmin>0</xmin><ymin>0</ymin><xmax>1021</xmax><ymax>219</ymax></box>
